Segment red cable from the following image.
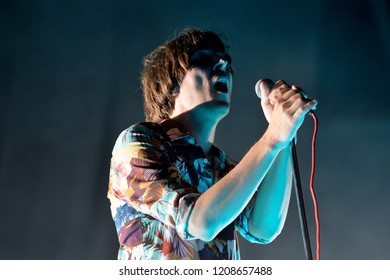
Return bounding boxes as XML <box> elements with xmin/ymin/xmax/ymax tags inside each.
<box><xmin>309</xmin><ymin>111</ymin><xmax>320</xmax><ymax>260</ymax></box>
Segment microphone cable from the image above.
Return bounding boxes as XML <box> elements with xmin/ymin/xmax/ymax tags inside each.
<box><xmin>309</xmin><ymin>111</ymin><xmax>320</xmax><ymax>260</ymax></box>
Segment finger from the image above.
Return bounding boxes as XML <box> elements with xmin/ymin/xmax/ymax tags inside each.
<box><xmin>259</xmin><ymin>79</ymin><xmax>274</xmax><ymax>99</ymax></box>
<box><xmin>271</xmin><ymin>80</ymin><xmax>292</xmax><ymax>103</ymax></box>
<box><xmin>280</xmin><ymin>91</ymin><xmax>316</xmax><ymax>116</ymax></box>
<box><xmin>277</xmin><ymin>88</ymin><xmax>300</xmax><ymax>103</ymax></box>
<box><xmin>273</xmin><ymin>80</ymin><xmax>290</xmax><ymax>93</ymax></box>
<box><xmin>292</xmin><ymin>85</ymin><xmax>308</xmax><ymax>98</ymax></box>
<box><xmin>293</xmin><ymin>99</ymin><xmax>318</xmax><ymax>118</ymax></box>
<box><xmin>274</xmin><ymin>80</ymin><xmax>289</xmax><ymax>88</ymax></box>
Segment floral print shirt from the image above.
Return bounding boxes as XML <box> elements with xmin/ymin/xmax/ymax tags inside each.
<box><xmin>107</xmin><ymin>120</ymin><xmax>265</xmax><ymax>260</ymax></box>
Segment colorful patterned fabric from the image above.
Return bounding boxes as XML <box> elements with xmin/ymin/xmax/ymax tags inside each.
<box><xmin>107</xmin><ymin>120</ymin><xmax>266</xmax><ymax>260</ymax></box>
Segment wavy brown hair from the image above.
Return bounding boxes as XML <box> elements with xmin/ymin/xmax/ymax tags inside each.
<box><xmin>141</xmin><ymin>28</ymin><xmax>230</xmax><ymax>122</ymax></box>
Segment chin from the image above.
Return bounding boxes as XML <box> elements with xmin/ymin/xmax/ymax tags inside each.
<box><xmin>214</xmin><ymin>100</ymin><xmax>230</xmax><ymax>115</ymax></box>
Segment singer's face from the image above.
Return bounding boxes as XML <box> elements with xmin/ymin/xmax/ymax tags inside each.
<box><xmin>171</xmin><ymin>49</ymin><xmax>233</xmax><ymax>119</ymax></box>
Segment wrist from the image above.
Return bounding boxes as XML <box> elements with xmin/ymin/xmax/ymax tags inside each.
<box><xmin>259</xmin><ymin>130</ymin><xmax>286</xmax><ymax>153</ymax></box>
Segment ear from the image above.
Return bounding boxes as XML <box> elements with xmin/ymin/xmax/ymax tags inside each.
<box><xmin>172</xmin><ymin>83</ymin><xmax>180</xmax><ymax>98</ymax></box>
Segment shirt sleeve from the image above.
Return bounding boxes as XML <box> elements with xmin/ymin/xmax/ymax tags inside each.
<box><xmin>108</xmin><ymin>123</ymin><xmax>200</xmax><ymax>240</ymax></box>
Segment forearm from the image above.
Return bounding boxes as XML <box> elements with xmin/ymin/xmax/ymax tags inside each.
<box><xmin>248</xmin><ymin>144</ymin><xmax>293</xmax><ymax>243</ymax></box>
<box><xmin>187</xmin><ymin>134</ymin><xmax>282</xmax><ymax>241</ymax></box>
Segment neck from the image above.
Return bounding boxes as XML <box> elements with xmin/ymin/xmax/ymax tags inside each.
<box><xmin>171</xmin><ymin>111</ymin><xmax>219</xmax><ymax>155</ymax></box>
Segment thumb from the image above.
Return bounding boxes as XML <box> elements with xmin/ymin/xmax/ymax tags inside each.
<box><xmin>259</xmin><ymin>79</ymin><xmax>275</xmax><ymax>101</ymax></box>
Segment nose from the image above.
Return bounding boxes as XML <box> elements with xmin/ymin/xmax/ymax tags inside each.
<box><xmin>213</xmin><ymin>59</ymin><xmax>228</xmax><ymax>72</ymax></box>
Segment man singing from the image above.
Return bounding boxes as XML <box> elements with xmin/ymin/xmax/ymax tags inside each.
<box><xmin>107</xmin><ymin>28</ymin><xmax>317</xmax><ymax>260</ymax></box>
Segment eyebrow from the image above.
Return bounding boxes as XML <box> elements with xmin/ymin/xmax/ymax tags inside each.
<box><xmin>191</xmin><ymin>49</ymin><xmax>231</xmax><ymax>63</ymax></box>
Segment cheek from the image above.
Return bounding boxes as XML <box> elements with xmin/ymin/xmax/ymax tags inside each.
<box><xmin>181</xmin><ymin>68</ymin><xmax>212</xmax><ymax>97</ymax></box>
<box><xmin>194</xmin><ymin>75</ymin><xmax>205</xmax><ymax>91</ymax></box>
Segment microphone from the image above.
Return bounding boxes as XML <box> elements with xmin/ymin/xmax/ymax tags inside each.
<box><xmin>255</xmin><ymin>79</ymin><xmax>316</xmax><ymax>115</ymax></box>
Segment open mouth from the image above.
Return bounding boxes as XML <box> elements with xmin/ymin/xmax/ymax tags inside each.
<box><xmin>213</xmin><ymin>78</ymin><xmax>228</xmax><ymax>93</ymax></box>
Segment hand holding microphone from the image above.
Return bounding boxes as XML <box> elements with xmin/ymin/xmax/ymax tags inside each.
<box><xmin>255</xmin><ymin>79</ymin><xmax>318</xmax><ymax>149</ymax></box>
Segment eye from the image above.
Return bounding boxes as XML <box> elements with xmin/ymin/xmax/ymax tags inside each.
<box><xmin>190</xmin><ymin>53</ymin><xmax>215</xmax><ymax>68</ymax></box>
<box><xmin>189</xmin><ymin>50</ymin><xmax>233</xmax><ymax>73</ymax></box>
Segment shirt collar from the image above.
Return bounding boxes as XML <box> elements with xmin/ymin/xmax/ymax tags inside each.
<box><xmin>159</xmin><ymin>118</ymin><xmax>226</xmax><ymax>163</ymax></box>
<box><xmin>159</xmin><ymin>119</ymin><xmax>188</xmax><ymax>140</ymax></box>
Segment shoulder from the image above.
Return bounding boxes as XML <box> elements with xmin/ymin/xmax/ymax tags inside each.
<box><xmin>113</xmin><ymin>122</ymin><xmax>170</xmax><ymax>151</ymax></box>
<box><xmin>127</xmin><ymin>122</ymin><xmax>167</xmax><ymax>138</ymax></box>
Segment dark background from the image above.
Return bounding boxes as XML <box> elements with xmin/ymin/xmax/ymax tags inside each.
<box><xmin>1</xmin><ymin>0</ymin><xmax>389</xmax><ymax>260</ymax></box>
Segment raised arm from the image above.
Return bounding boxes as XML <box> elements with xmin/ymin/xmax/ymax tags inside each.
<box><xmin>187</xmin><ymin>80</ymin><xmax>317</xmax><ymax>242</ymax></box>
